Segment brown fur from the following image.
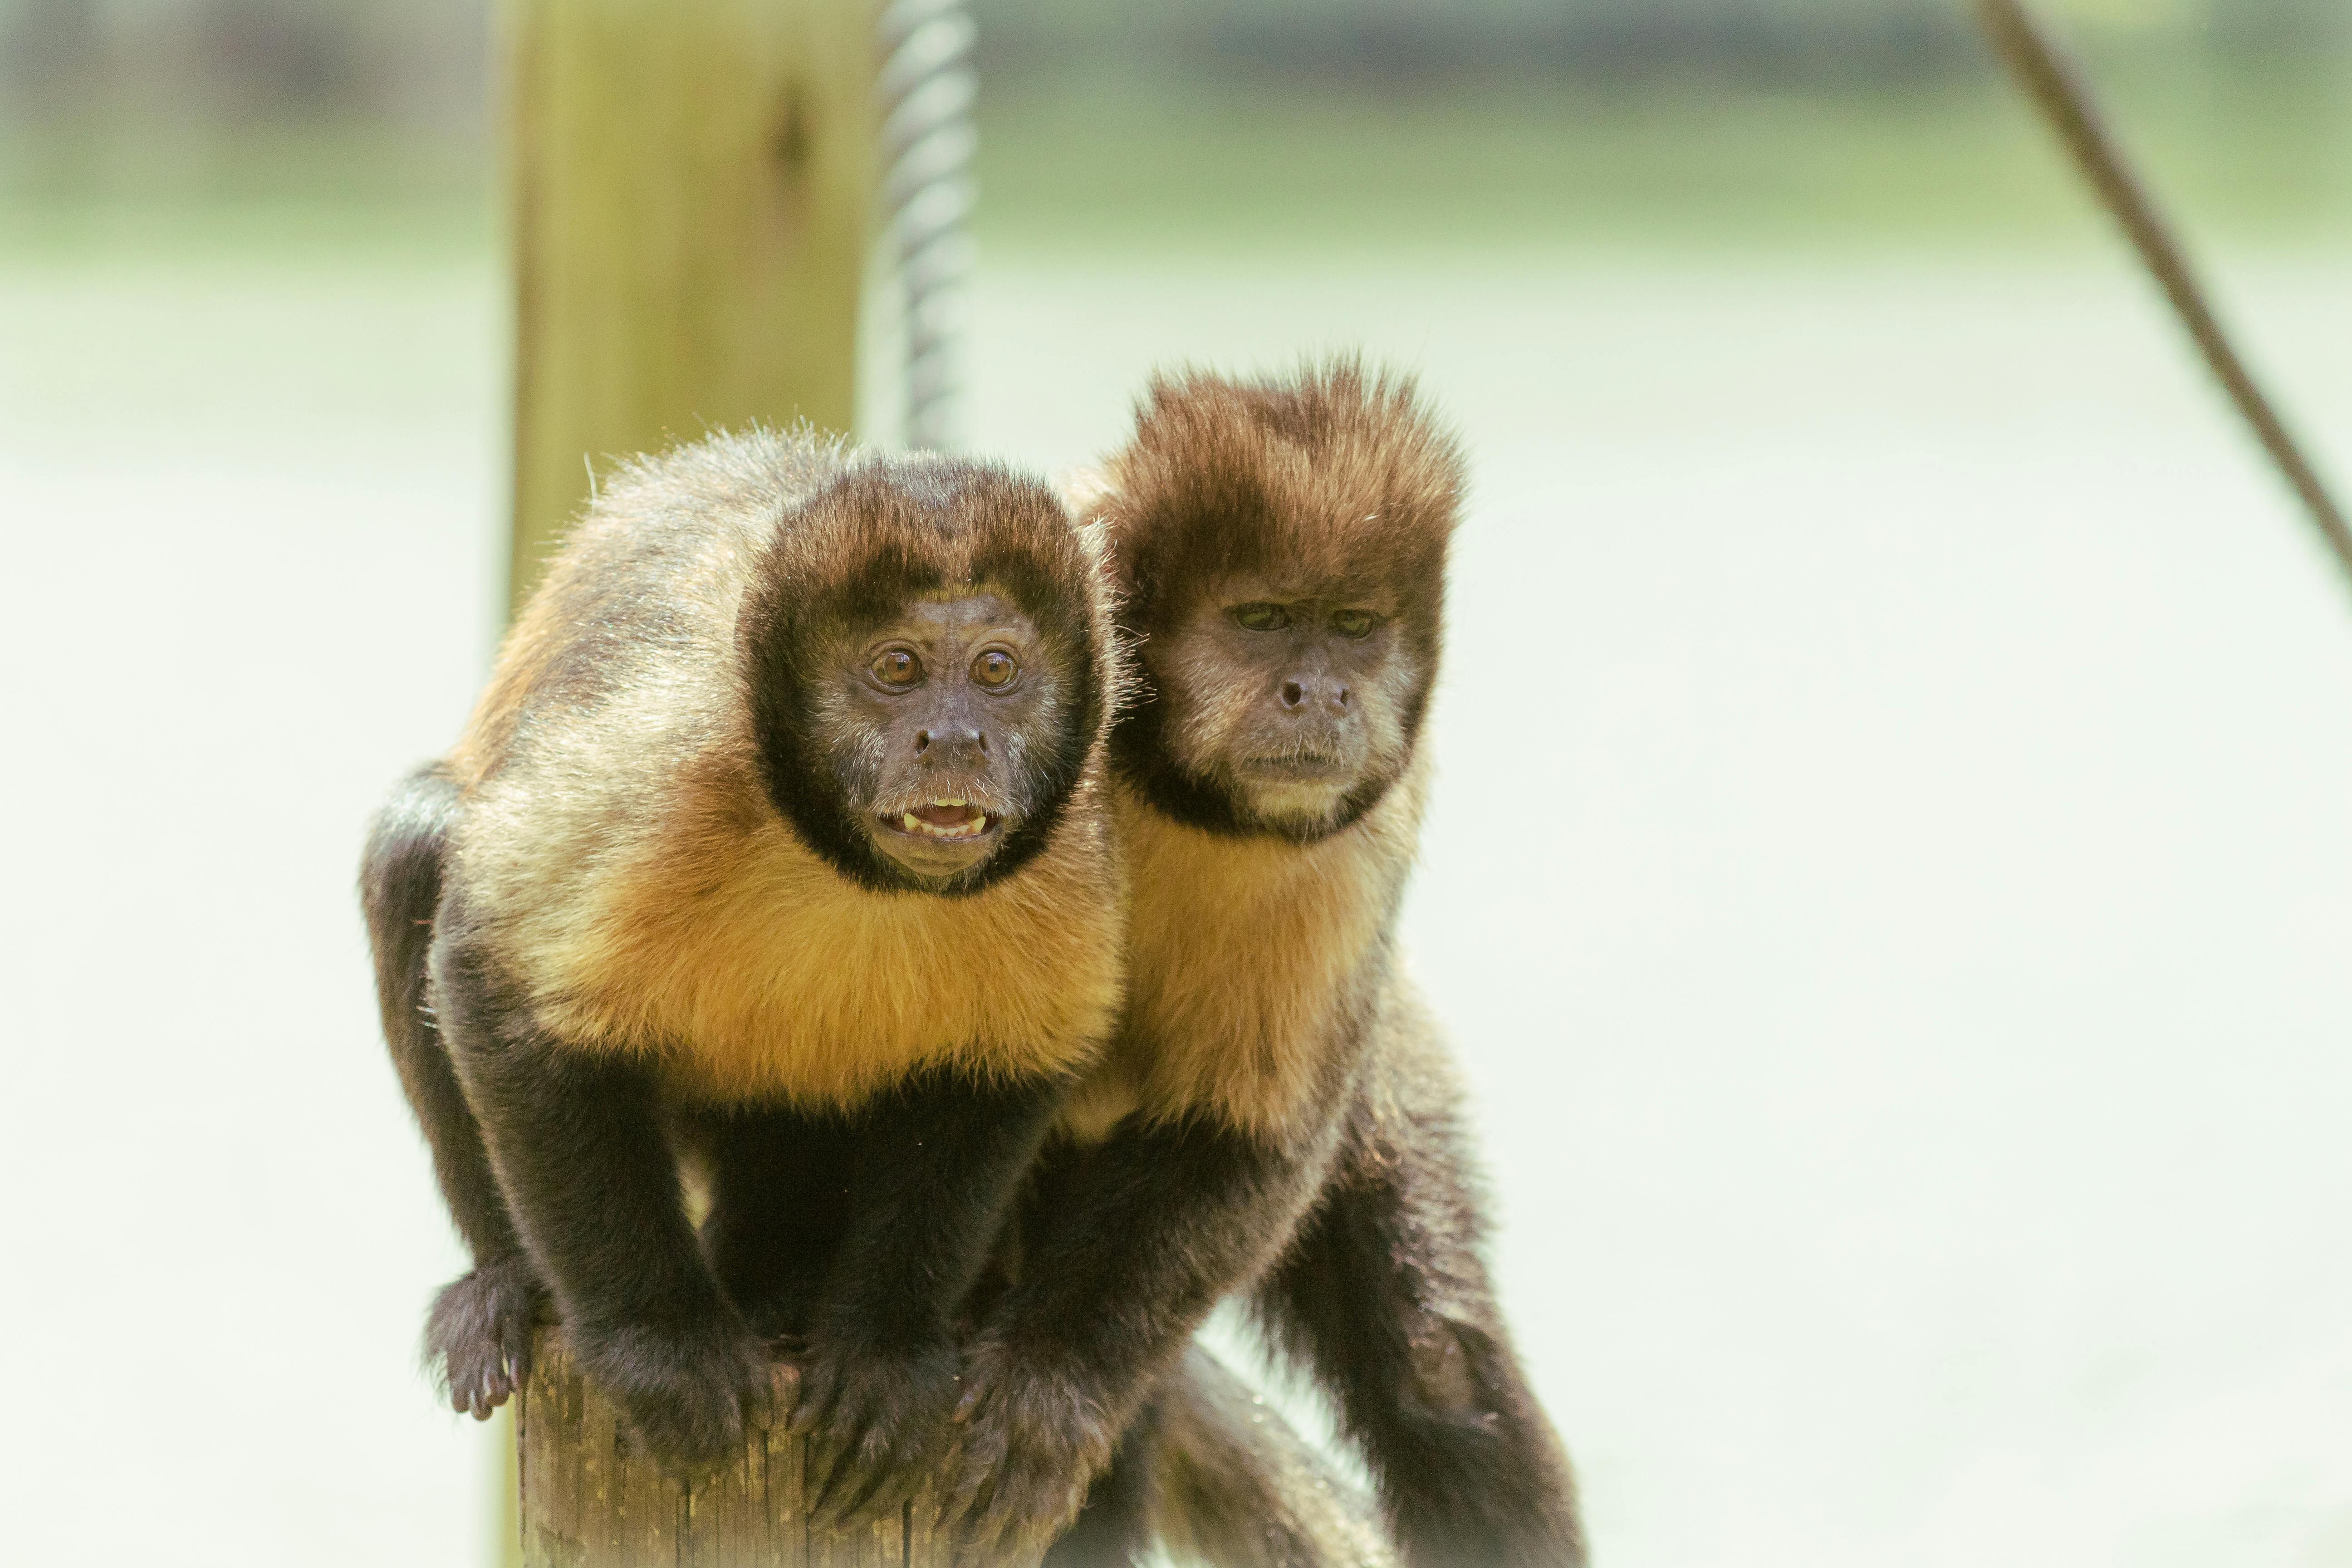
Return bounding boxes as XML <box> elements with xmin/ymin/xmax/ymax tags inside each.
<box><xmin>1064</xmin><ymin>752</ymin><xmax>1426</xmax><ymax>1142</ymax></box>
<box><xmin>1103</xmin><ymin>360</ymin><xmax>1462</xmax><ymax>641</ymax></box>
<box><xmin>1068</xmin><ymin>358</ymin><xmax>1460</xmax><ymax>1137</ymax></box>
<box><xmin>985</xmin><ymin>361</ymin><xmax>1584</xmax><ymax>1568</ymax></box>
<box><xmin>446</xmin><ymin>427</ymin><xmax>1124</xmax><ymax>1111</ymax></box>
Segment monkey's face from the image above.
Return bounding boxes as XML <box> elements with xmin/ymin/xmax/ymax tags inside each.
<box><xmin>805</xmin><ymin>591</ymin><xmax>1070</xmax><ymax>889</ymax></box>
<box><xmin>742</xmin><ymin>461</ymin><xmax>1109</xmax><ymax>897</ymax></box>
<box><xmin>1145</xmin><ymin>574</ymin><xmax>1421</xmax><ymax>840</ymax></box>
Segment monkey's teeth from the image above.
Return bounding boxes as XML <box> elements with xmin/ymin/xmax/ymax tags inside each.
<box><xmin>897</xmin><ymin>806</ymin><xmax>988</xmax><ymax>840</ymax></box>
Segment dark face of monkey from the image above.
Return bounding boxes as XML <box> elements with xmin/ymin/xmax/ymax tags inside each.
<box><xmin>1136</xmin><ymin>574</ymin><xmax>1425</xmax><ymax>842</ymax></box>
<box><xmin>741</xmin><ymin>462</ymin><xmax>1107</xmax><ymax>896</ymax></box>
<box><xmin>1100</xmin><ymin>360</ymin><xmax>1463</xmax><ymax>845</ymax></box>
<box><xmin>827</xmin><ymin>591</ymin><xmax>1050</xmax><ymax>882</ymax></box>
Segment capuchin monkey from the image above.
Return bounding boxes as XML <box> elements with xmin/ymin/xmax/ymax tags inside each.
<box><xmin>360</xmin><ymin>429</ymin><xmax>1127</xmax><ymax>1517</ymax></box>
<box><xmin>951</xmin><ymin>363</ymin><xmax>1588</xmax><ymax>1568</ymax></box>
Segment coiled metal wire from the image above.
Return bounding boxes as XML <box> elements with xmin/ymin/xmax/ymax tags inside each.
<box><xmin>877</xmin><ymin>0</ymin><xmax>976</xmax><ymax>451</ymax></box>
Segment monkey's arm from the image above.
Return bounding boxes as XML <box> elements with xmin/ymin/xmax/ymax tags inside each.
<box><xmin>789</xmin><ymin>1069</ymin><xmax>1066</xmax><ymax>1523</ymax></box>
<box><xmin>362</xmin><ymin>765</ymin><xmax>545</xmax><ymax>1419</ymax></box>
<box><xmin>952</xmin><ymin>1113</ymin><xmax>1338</xmax><ymax>1559</ymax></box>
<box><xmin>436</xmin><ymin>934</ymin><xmax>769</xmax><ymax>1470</ymax></box>
<box><xmin>1259</xmin><ymin>1072</ymin><xmax>1587</xmax><ymax>1568</ymax></box>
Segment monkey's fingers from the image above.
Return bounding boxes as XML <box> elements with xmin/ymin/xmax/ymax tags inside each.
<box><xmin>804</xmin><ymin>1422</ymin><xmax>878</xmax><ymax>1524</ymax></box>
<box><xmin>453</xmin><ymin>1362</ymin><xmax>516</xmax><ymax>1421</ymax></box>
<box><xmin>802</xmin><ymin>1438</ymin><xmax>849</xmax><ymax>1523</ymax></box>
<box><xmin>809</xmin><ymin>1456</ymin><xmax>880</xmax><ymax>1527</ymax></box>
<box><xmin>767</xmin><ymin>1358</ymin><xmax>800</xmax><ymax>1423</ymax></box>
<box><xmin>822</xmin><ymin>1433</ymin><xmax>936</xmax><ymax>1529</ymax></box>
<box><xmin>951</xmin><ymin>1503</ymin><xmax>1028</xmax><ymax>1568</ymax></box>
<box><xmin>806</xmin><ymin>1404</ymin><xmax>926</xmax><ymax>1527</ymax></box>
<box><xmin>959</xmin><ymin>1449</ymin><xmax>1079</xmax><ymax>1567</ymax></box>
<box><xmin>942</xmin><ymin>1434</ymin><xmax>1006</xmax><ymax>1545</ymax></box>
<box><xmin>914</xmin><ymin>1455</ymin><xmax>959</xmax><ymax>1537</ymax></box>
<box><xmin>785</xmin><ymin>1362</ymin><xmax>840</xmax><ymax>1438</ymax></box>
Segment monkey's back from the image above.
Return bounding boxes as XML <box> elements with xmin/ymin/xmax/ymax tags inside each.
<box><xmin>438</xmin><ymin>428</ymin><xmax>1125</xmax><ymax>1111</ymax></box>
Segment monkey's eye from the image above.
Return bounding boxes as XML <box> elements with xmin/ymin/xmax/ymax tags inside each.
<box><xmin>1329</xmin><ymin>608</ymin><xmax>1376</xmax><ymax>638</ymax></box>
<box><xmin>971</xmin><ymin>648</ymin><xmax>1019</xmax><ymax>689</ymax></box>
<box><xmin>1231</xmin><ymin>603</ymin><xmax>1290</xmax><ymax>632</ymax></box>
<box><xmin>871</xmin><ymin>647</ymin><xmax>923</xmax><ymax>687</ymax></box>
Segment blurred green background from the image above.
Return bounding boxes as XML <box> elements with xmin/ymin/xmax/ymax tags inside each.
<box><xmin>1</xmin><ymin>0</ymin><xmax>2346</xmax><ymax>257</ymax></box>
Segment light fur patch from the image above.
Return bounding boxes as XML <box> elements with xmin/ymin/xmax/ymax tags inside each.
<box><xmin>1083</xmin><ymin>750</ymin><xmax>1428</xmax><ymax>1140</ymax></box>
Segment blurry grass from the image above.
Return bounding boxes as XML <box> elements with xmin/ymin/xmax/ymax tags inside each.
<box><xmin>0</xmin><ymin>119</ymin><xmax>492</xmax><ymax>264</ymax></box>
<box><xmin>0</xmin><ymin>55</ymin><xmax>2343</xmax><ymax>265</ymax></box>
<box><xmin>972</xmin><ymin>60</ymin><xmax>2352</xmax><ymax>255</ymax></box>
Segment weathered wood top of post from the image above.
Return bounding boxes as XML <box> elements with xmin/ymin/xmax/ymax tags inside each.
<box><xmin>517</xmin><ymin>1330</ymin><xmax>987</xmax><ymax>1568</ymax></box>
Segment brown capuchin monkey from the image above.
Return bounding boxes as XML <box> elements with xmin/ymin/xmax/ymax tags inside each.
<box><xmin>360</xmin><ymin>430</ymin><xmax>1130</xmax><ymax>1520</ymax></box>
<box><xmin>947</xmin><ymin>363</ymin><xmax>1589</xmax><ymax>1568</ymax></box>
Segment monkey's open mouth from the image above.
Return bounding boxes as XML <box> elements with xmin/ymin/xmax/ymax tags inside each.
<box><xmin>881</xmin><ymin>798</ymin><xmax>1000</xmax><ymax>842</ymax></box>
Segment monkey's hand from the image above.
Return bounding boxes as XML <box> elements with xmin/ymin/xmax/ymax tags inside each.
<box><xmin>789</xmin><ymin>1333</ymin><xmax>961</xmax><ymax>1526</ymax></box>
<box><xmin>946</xmin><ymin>1339</ymin><xmax>1120</xmax><ymax>1566</ymax></box>
<box><xmin>426</xmin><ymin>1255</ymin><xmax>545</xmax><ymax>1421</ymax></box>
<box><xmin>572</xmin><ymin>1307</ymin><xmax>775</xmax><ymax>1475</ymax></box>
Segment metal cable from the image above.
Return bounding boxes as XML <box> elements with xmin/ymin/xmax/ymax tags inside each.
<box><xmin>1971</xmin><ymin>0</ymin><xmax>2352</xmax><ymax>593</ymax></box>
<box><xmin>877</xmin><ymin>0</ymin><xmax>977</xmax><ymax>451</ymax></box>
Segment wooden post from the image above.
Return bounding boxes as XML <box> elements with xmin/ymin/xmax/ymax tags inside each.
<box><xmin>516</xmin><ymin>1332</ymin><xmax>962</xmax><ymax>1568</ymax></box>
<box><xmin>503</xmin><ymin>0</ymin><xmax>874</xmax><ymax>616</ymax></box>
<box><xmin>499</xmin><ymin>3</ymin><xmax>894</xmax><ymax>1560</ymax></box>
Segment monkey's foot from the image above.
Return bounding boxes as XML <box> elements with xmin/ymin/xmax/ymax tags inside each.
<box><xmin>426</xmin><ymin>1257</ymin><xmax>544</xmax><ymax>1421</ymax></box>
<box><xmin>947</xmin><ymin>1343</ymin><xmax>1119</xmax><ymax>1567</ymax></box>
<box><xmin>787</xmin><ymin>1332</ymin><xmax>960</xmax><ymax>1527</ymax></box>
<box><xmin>573</xmin><ymin>1308</ymin><xmax>776</xmax><ymax>1475</ymax></box>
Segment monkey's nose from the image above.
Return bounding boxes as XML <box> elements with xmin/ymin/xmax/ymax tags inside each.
<box><xmin>1279</xmin><ymin>678</ymin><xmax>1351</xmax><ymax>716</ymax></box>
<box><xmin>916</xmin><ymin>726</ymin><xmax>987</xmax><ymax>760</ymax></box>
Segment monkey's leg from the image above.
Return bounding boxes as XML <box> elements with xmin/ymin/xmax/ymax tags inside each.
<box><xmin>697</xmin><ymin>1105</ymin><xmax>858</xmax><ymax>1339</ymax></box>
<box><xmin>791</xmin><ymin>1067</ymin><xmax>1068</xmax><ymax>1524</ymax></box>
<box><xmin>361</xmin><ymin>765</ymin><xmax>544</xmax><ymax>1417</ymax></box>
<box><xmin>1043</xmin><ymin>1343</ymin><xmax>1399</xmax><ymax>1568</ymax></box>
<box><xmin>1133</xmin><ymin>1343</ymin><xmax>1399</xmax><ymax>1568</ymax></box>
<box><xmin>1032</xmin><ymin>1384</ymin><xmax>1384</xmax><ymax>1568</ymax></box>
<box><xmin>953</xmin><ymin>1117</ymin><xmax>1340</xmax><ymax>1563</ymax></box>
<box><xmin>1257</xmin><ymin>1106</ymin><xmax>1585</xmax><ymax>1568</ymax></box>
<box><xmin>434</xmin><ymin>923</ymin><xmax>769</xmax><ymax>1471</ymax></box>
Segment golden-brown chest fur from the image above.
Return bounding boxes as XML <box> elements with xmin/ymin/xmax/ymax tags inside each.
<box><xmin>1062</xmin><ymin>755</ymin><xmax>1427</xmax><ymax>1142</ymax></box>
<box><xmin>454</xmin><ymin>737</ymin><xmax>1124</xmax><ymax>1110</ymax></box>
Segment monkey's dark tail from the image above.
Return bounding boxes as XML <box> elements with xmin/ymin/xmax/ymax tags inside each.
<box><xmin>359</xmin><ymin>762</ymin><xmax>462</xmax><ymax>1068</ymax></box>
<box><xmin>1149</xmin><ymin>1345</ymin><xmax>1398</xmax><ymax>1568</ymax></box>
